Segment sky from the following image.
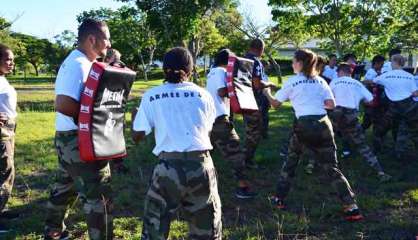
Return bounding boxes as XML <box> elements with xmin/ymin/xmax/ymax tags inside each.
<box><xmin>0</xmin><ymin>0</ymin><xmax>272</xmax><ymax>41</ymax></box>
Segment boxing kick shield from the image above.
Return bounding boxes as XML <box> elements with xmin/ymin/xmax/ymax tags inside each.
<box><xmin>78</xmin><ymin>62</ymin><xmax>136</xmax><ymax>161</ymax></box>
<box><xmin>226</xmin><ymin>56</ymin><xmax>259</xmax><ymax>114</ymax></box>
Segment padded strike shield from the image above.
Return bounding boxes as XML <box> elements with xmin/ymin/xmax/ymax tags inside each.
<box><xmin>78</xmin><ymin>62</ymin><xmax>136</xmax><ymax>161</ymax></box>
<box><xmin>226</xmin><ymin>56</ymin><xmax>259</xmax><ymax>114</ymax></box>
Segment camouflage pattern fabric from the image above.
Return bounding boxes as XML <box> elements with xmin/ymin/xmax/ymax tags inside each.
<box><xmin>329</xmin><ymin>107</ymin><xmax>384</xmax><ymax>173</ymax></box>
<box><xmin>374</xmin><ymin>98</ymin><xmax>418</xmax><ymax>153</ymax></box>
<box><xmin>141</xmin><ymin>151</ymin><xmax>222</xmax><ymax>240</ymax></box>
<box><xmin>210</xmin><ymin>115</ymin><xmax>247</xmax><ymax>180</ymax></box>
<box><xmin>392</xmin><ymin>120</ymin><xmax>415</xmax><ymax>158</ymax></box>
<box><xmin>255</xmin><ymin>90</ymin><xmax>270</xmax><ymax>137</ymax></box>
<box><xmin>242</xmin><ymin>111</ymin><xmax>263</xmax><ymax>163</ymax></box>
<box><xmin>0</xmin><ymin>122</ymin><xmax>15</xmax><ymax>212</ymax></box>
<box><xmin>45</xmin><ymin>130</ymin><xmax>113</xmax><ymax>240</ymax></box>
<box><xmin>276</xmin><ymin>115</ymin><xmax>357</xmax><ymax>205</ymax></box>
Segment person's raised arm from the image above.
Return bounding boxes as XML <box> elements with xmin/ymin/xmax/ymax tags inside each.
<box><xmin>262</xmin><ymin>88</ymin><xmax>282</xmax><ymax>108</ymax></box>
<box><xmin>217</xmin><ymin>87</ymin><xmax>228</xmax><ymax>98</ymax></box>
<box><xmin>130</xmin><ymin>107</ymin><xmax>146</xmax><ymax>143</ymax></box>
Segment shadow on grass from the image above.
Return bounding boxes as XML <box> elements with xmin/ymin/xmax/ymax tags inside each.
<box><xmin>18</xmin><ymin>101</ymin><xmax>55</xmax><ymax>112</ymax></box>
<box><xmin>3</xmin><ymin>105</ymin><xmax>418</xmax><ymax>239</ymax></box>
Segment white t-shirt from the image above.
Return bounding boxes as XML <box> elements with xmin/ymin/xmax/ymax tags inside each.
<box><xmin>205</xmin><ymin>67</ymin><xmax>230</xmax><ymax>117</ymax></box>
<box><xmin>373</xmin><ymin>69</ymin><xmax>417</xmax><ymax>101</ymax></box>
<box><xmin>275</xmin><ymin>74</ymin><xmax>335</xmax><ymax>118</ymax></box>
<box><xmin>133</xmin><ymin>82</ymin><xmax>216</xmax><ymax>156</ymax></box>
<box><xmin>55</xmin><ymin>49</ymin><xmax>93</xmax><ymax>131</ymax></box>
<box><xmin>0</xmin><ymin>76</ymin><xmax>17</xmax><ymax>119</ymax></box>
<box><xmin>323</xmin><ymin>65</ymin><xmax>338</xmax><ymax>81</ymax></box>
<box><xmin>330</xmin><ymin>76</ymin><xmax>373</xmax><ymax>110</ymax></box>
<box><xmin>382</xmin><ymin>61</ymin><xmax>392</xmax><ymax>73</ymax></box>
<box><xmin>364</xmin><ymin>68</ymin><xmax>379</xmax><ymax>81</ymax></box>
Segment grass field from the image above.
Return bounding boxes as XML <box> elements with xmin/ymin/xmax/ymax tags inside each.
<box><xmin>1</xmin><ymin>76</ymin><xmax>417</xmax><ymax>239</ymax></box>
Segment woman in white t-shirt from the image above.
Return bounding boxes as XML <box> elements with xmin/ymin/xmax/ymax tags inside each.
<box><xmin>0</xmin><ymin>44</ymin><xmax>18</xmax><ymax>225</ymax></box>
<box><xmin>263</xmin><ymin>49</ymin><xmax>363</xmax><ymax>222</ymax></box>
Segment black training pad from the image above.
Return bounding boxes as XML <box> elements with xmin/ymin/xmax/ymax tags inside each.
<box><xmin>232</xmin><ymin>57</ymin><xmax>258</xmax><ymax>112</ymax></box>
<box><xmin>91</xmin><ymin>67</ymin><xmax>135</xmax><ymax>158</ymax></box>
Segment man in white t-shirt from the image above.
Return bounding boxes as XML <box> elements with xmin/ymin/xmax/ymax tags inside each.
<box><xmin>322</xmin><ymin>54</ymin><xmax>338</xmax><ymax>81</ymax></box>
<box><xmin>382</xmin><ymin>49</ymin><xmax>402</xmax><ymax>73</ymax></box>
<box><xmin>364</xmin><ymin>54</ymin><xmax>418</xmax><ymax>155</ymax></box>
<box><xmin>361</xmin><ymin>55</ymin><xmax>387</xmax><ymax>142</ymax></box>
<box><xmin>328</xmin><ymin>63</ymin><xmax>391</xmax><ymax>182</ymax></box>
<box><xmin>44</xmin><ymin>19</ymin><xmax>113</xmax><ymax>240</ymax></box>
<box><xmin>132</xmin><ymin>47</ymin><xmax>222</xmax><ymax>240</ymax></box>
<box><xmin>206</xmin><ymin>49</ymin><xmax>257</xmax><ymax>199</ymax></box>
<box><xmin>0</xmin><ymin>44</ymin><xmax>18</xmax><ymax>231</ymax></box>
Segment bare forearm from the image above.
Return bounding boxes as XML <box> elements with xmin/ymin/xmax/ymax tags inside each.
<box><xmin>324</xmin><ymin>99</ymin><xmax>335</xmax><ymax>110</ymax></box>
<box><xmin>263</xmin><ymin>89</ymin><xmax>281</xmax><ymax>108</ymax></box>
<box><xmin>55</xmin><ymin>95</ymin><xmax>80</xmax><ymax>119</ymax></box>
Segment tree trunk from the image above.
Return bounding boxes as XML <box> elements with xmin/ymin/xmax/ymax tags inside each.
<box><xmin>188</xmin><ymin>36</ymin><xmax>201</xmax><ymax>85</ymax></box>
<box><xmin>139</xmin><ymin>52</ymin><xmax>148</xmax><ymax>82</ymax></box>
<box><xmin>265</xmin><ymin>50</ymin><xmax>283</xmax><ymax>84</ymax></box>
<box><xmin>408</xmin><ymin>51</ymin><xmax>413</xmax><ymax>67</ymax></box>
<box><xmin>203</xmin><ymin>55</ymin><xmax>207</xmax><ymax>78</ymax></box>
<box><xmin>31</xmin><ymin>62</ymin><xmax>39</xmax><ymax>76</ymax></box>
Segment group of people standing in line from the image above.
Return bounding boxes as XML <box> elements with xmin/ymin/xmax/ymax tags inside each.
<box><xmin>0</xmin><ymin>18</ymin><xmax>417</xmax><ymax>239</ymax></box>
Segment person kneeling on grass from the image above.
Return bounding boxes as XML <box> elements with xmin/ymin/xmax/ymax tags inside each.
<box><xmin>262</xmin><ymin>49</ymin><xmax>363</xmax><ymax>222</ymax></box>
<box><xmin>131</xmin><ymin>47</ymin><xmax>222</xmax><ymax>240</ymax></box>
<box><xmin>328</xmin><ymin>63</ymin><xmax>392</xmax><ymax>182</ymax></box>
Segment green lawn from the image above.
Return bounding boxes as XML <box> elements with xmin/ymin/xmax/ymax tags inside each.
<box><xmin>2</xmin><ymin>77</ymin><xmax>417</xmax><ymax>239</ymax></box>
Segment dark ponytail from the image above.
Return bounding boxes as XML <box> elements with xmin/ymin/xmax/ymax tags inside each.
<box><xmin>294</xmin><ymin>49</ymin><xmax>318</xmax><ymax>78</ymax></box>
<box><xmin>163</xmin><ymin>47</ymin><xmax>193</xmax><ymax>83</ymax></box>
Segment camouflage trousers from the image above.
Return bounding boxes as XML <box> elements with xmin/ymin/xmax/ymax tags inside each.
<box><xmin>142</xmin><ymin>151</ymin><xmax>222</xmax><ymax>240</ymax></box>
<box><xmin>211</xmin><ymin>115</ymin><xmax>247</xmax><ymax>180</ymax></box>
<box><xmin>242</xmin><ymin>111</ymin><xmax>263</xmax><ymax>162</ymax></box>
<box><xmin>276</xmin><ymin>115</ymin><xmax>357</xmax><ymax>205</ymax></box>
<box><xmin>374</xmin><ymin>98</ymin><xmax>418</xmax><ymax>152</ymax></box>
<box><xmin>329</xmin><ymin>107</ymin><xmax>384</xmax><ymax>173</ymax></box>
<box><xmin>45</xmin><ymin>131</ymin><xmax>113</xmax><ymax>240</ymax></box>
<box><xmin>255</xmin><ymin>91</ymin><xmax>271</xmax><ymax>137</ymax></box>
<box><xmin>0</xmin><ymin>123</ymin><xmax>16</xmax><ymax>212</ymax></box>
<box><xmin>392</xmin><ymin>120</ymin><xmax>414</xmax><ymax>156</ymax></box>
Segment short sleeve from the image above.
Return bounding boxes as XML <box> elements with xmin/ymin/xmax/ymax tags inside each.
<box><xmin>364</xmin><ymin>69</ymin><xmax>377</xmax><ymax>81</ymax></box>
<box><xmin>212</xmin><ymin>70</ymin><xmax>227</xmax><ymax>90</ymax></box>
<box><xmin>275</xmin><ymin>81</ymin><xmax>291</xmax><ymax>102</ymax></box>
<box><xmin>373</xmin><ymin>74</ymin><xmax>384</xmax><ymax>84</ymax></box>
<box><xmin>412</xmin><ymin>76</ymin><xmax>418</xmax><ymax>91</ymax></box>
<box><xmin>133</xmin><ymin>97</ymin><xmax>153</xmax><ymax>135</ymax></box>
<box><xmin>321</xmin><ymin>82</ymin><xmax>335</xmax><ymax>102</ymax></box>
<box><xmin>55</xmin><ymin>62</ymin><xmax>86</xmax><ymax>101</ymax></box>
<box><xmin>204</xmin><ymin>91</ymin><xmax>216</xmax><ymax>127</ymax></box>
<box><xmin>360</xmin><ymin>84</ymin><xmax>373</xmax><ymax>102</ymax></box>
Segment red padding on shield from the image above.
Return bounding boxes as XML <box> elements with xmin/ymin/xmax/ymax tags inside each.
<box><xmin>78</xmin><ymin>62</ymin><xmax>106</xmax><ymax>162</ymax></box>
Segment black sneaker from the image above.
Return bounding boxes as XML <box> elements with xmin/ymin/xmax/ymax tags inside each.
<box><xmin>270</xmin><ymin>195</ymin><xmax>286</xmax><ymax>209</ymax></box>
<box><xmin>235</xmin><ymin>187</ymin><xmax>257</xmax><ymax>199</ymax></box>
<box><xmin>245</xmin><ymin>159</ymin><xmax>260</xmax><ymax>169</ymax></box>
<box><xmin>344</xmin><ymin>207</ymin><xmax>364</xmax><ymax>222</ymax></box>
<box><xmin>279</xmin><ymin>146</ymin><xmax>288</xmax><ymax>157</ymax></box>
<box><xmin>0</xmin><ymin>223</ymin><xmax>10</xmax><ymax>234</ymax></box>
<box><xmin>341</xmin><ymin>150</ymin><xmax>351</xmax><ymax>158</ymax></box>
<box><xmin>0</xmin><ymin>210</ymin><xmax>20</xmax><ymax>220</ymax></box>
<box><xmin>43</xmin><ymin>230</ymin><xmax>70</xmax><ymax>240</ymax></box>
